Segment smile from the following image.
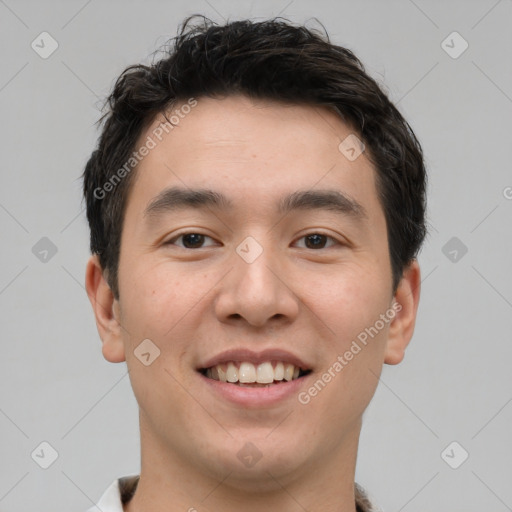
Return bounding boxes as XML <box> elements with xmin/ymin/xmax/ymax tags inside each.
<box><xmin>200</xmin><ymin>361</ymin><xmax>312</xmax><ymax>387</ymax></box>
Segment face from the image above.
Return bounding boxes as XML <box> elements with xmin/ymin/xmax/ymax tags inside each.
<box><xmin>87</xmin><ymin>94</ymin><xmax>420</xmax><ymax>489</ymax></box>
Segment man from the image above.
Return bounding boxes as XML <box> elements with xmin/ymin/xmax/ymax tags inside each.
<box><xmin>83</xmin><ymin>14</ymin><xmax>426</xmax><ymax>512</ymax></box>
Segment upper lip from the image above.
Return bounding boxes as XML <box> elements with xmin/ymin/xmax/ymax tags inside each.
<box><xmin>198</xmin><ymin>348</ymin><xmax>311</xmax><ymax>371</ymax></box>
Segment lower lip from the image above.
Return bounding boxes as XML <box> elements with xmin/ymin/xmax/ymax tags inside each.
<box><xmin>198</xmin><ymin>372</ymin><xmax>310</xmax><ymax>407</ymax></box>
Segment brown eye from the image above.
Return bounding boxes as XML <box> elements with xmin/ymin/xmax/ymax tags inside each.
<box><xmin>167</xmin><ymin>233</ymin><xmax>217</xmax><ymax>248</ymax></box>
<box><xmin>181</xmin><ymin>233</ymin><xmax>205</xmax><ymax>248</ymax></box>
<box><xmin>304</xmin><ymin>234</ymin><xmax>328</xmax><ymax>249</ymax></box>
<box><xmin>295</xmin><ymin>233</ymin><xmax>338</xmax><ymax>249</ymax></box>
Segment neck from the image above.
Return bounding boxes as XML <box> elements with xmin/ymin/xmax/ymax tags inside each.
<box><xmin>125</xmin><ymin>416</ymin><xmax>362</xmax><ymax>512</ymax></box>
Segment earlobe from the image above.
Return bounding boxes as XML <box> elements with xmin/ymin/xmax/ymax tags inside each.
<box><xmin>85</xmin><ymin>255</ymin><xmax>126</xmax><ymax>363</ymax></box>
<box><xmin>384</xmin><ymin>260</ymin><xmax>421</xmax><ymax>365</ymax></box>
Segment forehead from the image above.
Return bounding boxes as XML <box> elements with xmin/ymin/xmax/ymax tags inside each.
<box><xmin>126</xmin><ymin>95</ymin><xmax>382</xmax><ymax>222</ymax></box>
<box><xmin>142</xmin><ymin>95</ymin><xmax>356</xmax><ymax>168</ymax></box>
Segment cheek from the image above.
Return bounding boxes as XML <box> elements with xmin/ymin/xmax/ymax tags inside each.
<box><xmin>120</xmin><ymin>260</ymin><xmax>205</xmax><ymax>338</ymax></box>
<box><xmin>306</xmin><ymin>265</ymin><xmax>392</xmax><ymax>346</ymax></box>
<box><xmin>324</xmin><ymin>274</ymin><xmax>392</xmax><ymax>411</ymax></box>
<box><xmin>303</xmin><ymin>317</ymin><xmax>391</xmax><ymax>433</ymax></box>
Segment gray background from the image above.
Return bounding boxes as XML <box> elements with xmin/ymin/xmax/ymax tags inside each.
<box><xmin>1</xmin><ymin>0</ymin><xmax>511</xmax><ymax>511</ymax></box>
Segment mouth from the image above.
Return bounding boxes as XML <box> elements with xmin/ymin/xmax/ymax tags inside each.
<box><xmin>198</xmin><ymin>361</ymin><xmax>312</xmax><ymax>387</ymax></box>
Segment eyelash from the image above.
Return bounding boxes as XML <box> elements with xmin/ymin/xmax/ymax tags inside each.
<box><xmin>165</xmin><ymin>232</ymin><xmax>341</xmax><ymax>250</ymax></box>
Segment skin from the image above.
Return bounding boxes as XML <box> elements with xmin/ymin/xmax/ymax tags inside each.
<box><xmin>86</xmin><ymin>95</ymin><xmax>421</xmax><ymax>512</ymax></box>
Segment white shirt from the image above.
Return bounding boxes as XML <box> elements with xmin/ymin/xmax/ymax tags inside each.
<box><xmin>87</xmin><ymin>475</ymin><xmax>139</xmax><ymax>512</ymax></box>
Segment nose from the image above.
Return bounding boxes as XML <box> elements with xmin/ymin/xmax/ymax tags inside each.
<box><xmin>214</xmin><ymin>244</ymin><xmax>300</xmax><ymax>328</ymax></box>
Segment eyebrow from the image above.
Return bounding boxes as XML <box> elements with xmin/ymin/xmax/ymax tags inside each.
<box><xmin>143</xmin><ymin>186</ymin><xmax>367</xmax><ymax>222</ymax></box>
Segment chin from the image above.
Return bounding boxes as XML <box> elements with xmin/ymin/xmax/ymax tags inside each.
<box><xmin>202</xmin><ymin>432</ymin><xmax>311</xmax><ymax>489</ymax></box>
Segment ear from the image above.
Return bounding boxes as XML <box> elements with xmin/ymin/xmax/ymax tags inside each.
<box><xmin>384</xmin><ymin>259</ymin><xmax>421</xmax><ymax>365</ymax></box>
<box><xmin>85</xmin><ymin>255</ymin><xmax>126</xmax><ymax>363</ymax></box>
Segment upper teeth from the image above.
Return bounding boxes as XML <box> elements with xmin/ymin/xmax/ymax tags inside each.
<box><xmin>206</xmin><ymin>362</ymin><xmax>301</xmax><ymax>384</ymax></box>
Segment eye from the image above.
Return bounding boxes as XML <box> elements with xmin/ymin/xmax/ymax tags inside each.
<box><xmin>166</xmin><ymin>232</ymin><xmax>339</xmax><ymax>250</ymax></box>
<box><xmin>166</xmin><ymin>232</ymin><xmax>218</xmax><ymax>249</ymax></box>
<box><xmin>294</xmin><ymin>233</ymin><xmax>339</xmax><ymax>249</ymax></box>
